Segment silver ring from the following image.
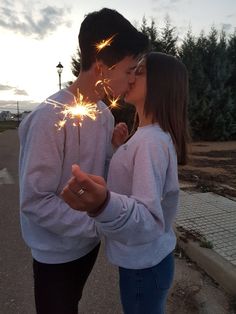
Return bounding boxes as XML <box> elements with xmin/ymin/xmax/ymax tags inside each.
<box><xmin>77</xmin><ymin>188</ymin><xmax>85</xmax><ymax>196</ymax></box>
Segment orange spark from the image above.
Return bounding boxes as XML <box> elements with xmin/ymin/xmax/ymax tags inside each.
<box><xmin>108</xmin><ymin>96</ymin><xmax>121</xmax><ymax>109</ymax></box>
<box><xmin>46</xmin><ymin>89</ymin><xmax>100</xmax><ymax>130</ymax></box>
<box><xmin>95</xmin><ymin>34</ymin><xmax>117</xmax><ymax>53</ymax></box>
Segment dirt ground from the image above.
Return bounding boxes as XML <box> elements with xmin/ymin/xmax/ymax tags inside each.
<box><xmin>167</xmin><ymin>249</ymin><xmax>236</xmax><ymax>314</ymax></box>
<box><xmin>178</xmin><ymin>141</ymin><xmax>236</xmax><ymax>198</ymax></box>
<box><xmin>175</xmin><ymin>141</ymin><xmax>236</xmax><ymax>313</ymax></box>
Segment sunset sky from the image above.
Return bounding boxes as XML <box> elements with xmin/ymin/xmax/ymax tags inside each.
<box><xmin>0</xmin><ymin>0</ymin><xmax>235</xmax><ymax>113</ymax></box>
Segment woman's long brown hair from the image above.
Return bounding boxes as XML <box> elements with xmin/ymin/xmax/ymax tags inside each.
<box><xmin>144</xmin><ymin>52</ymin><xmax>190</xmax><ymax>165</ymax></box>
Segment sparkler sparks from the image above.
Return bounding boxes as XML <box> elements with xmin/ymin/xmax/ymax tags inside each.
<box><xmin>108</xmin><ymin>96</ymin><xmax>121</xmax><ymax>109</ymax></box>
<box><xmin>47</xmin><ymin>34</ymin><xmax>123</xmax><ymax>130</ymax></box>
<box><xmin>46</xmin><ymin>89</ymin><xmax>100</xmax><ymax>130</ymax></box>
<box><xmin>95</xmin><ymin>79</ymin><xmax>120</xmax><ymax>109</ymax></box>
<box><xmin>95</xmin><ymin>34</ymin><xmax>117</xmax><ymax>53</ymax></box>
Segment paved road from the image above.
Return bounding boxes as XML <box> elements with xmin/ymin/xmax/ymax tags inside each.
<box><xmin>0</xmin><ymin>130</ymin><xmax>232</xmax><ymax>314</ymax></box>
<box><xmin>0</xmin><ymin>130</ymin><xmax>35</xmax><ymax>313</ymax></box>
<box><xmin>0</xmin><ymin>129</ymin><xmax>122</xmax><ymax>314</ymax></box>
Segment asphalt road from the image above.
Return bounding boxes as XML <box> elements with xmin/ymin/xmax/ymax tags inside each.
<box><xmin>0</xmin><ymin>129</ymin><xmax>232</xmax><ymax>314</ymax></box>
<box><xmin>0</xmin><ymin>129</ymin><xmax>122</xmax><ymax>314</ymax></box>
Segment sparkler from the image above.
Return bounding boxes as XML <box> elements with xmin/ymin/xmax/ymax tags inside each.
<box><xmin>48</xmin><ymin>33</ymin><xmax>122</xmax><ymax>130</ymax></box>
<box><xmin>95</xmin><ymin>34</ymin><xmax>117</xmax><ymax>53</ymax></box>
<box><xmin>46</xmin><ymin>89</ymin><xmax>100</xmax><ymax>130</ymax></box>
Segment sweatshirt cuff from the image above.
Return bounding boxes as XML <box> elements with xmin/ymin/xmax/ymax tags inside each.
<box><xmin>87</xmin><ymin>190</ymin><xmax>111</xmax><ymax>217</ymax></box>
<box><xmin>91</xmin><ymin>191</ymin><xmax>124</xmax><ymax>222</ymax></box>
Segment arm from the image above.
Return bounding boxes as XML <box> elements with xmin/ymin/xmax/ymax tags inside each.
<box><xmin>61</xmin><ymin>140</ymin><xmax>171</xmax><ymax>244</ymax></box>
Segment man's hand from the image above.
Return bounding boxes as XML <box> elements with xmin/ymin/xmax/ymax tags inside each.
<box><xmin>112</xmin><ymin>122</ymin><xmax>129</xmax><ymax>148</ymax></box>
<box><xmin>61</xmin><ymin>165</ymin><xmax>107</xmax><ymax>214</ymax></box>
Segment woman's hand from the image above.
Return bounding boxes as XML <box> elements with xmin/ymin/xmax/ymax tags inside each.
<box><xmin>112</xmin><ymin>122</ymin><xmax>129</xmax><ymax>148</ymax></box>
<box><xmin>61</xmin><ymin>165</ymin><xmax>108</xmax><ymax>214</ymax></box>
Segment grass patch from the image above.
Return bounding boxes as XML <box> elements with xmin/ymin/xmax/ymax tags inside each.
<box><xmin>0</xmin><ymin>121</ymin><xmax>19</xmax><ymax>133</ymax></box>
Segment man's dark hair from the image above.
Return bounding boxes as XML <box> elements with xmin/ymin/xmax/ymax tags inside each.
<box><xmin>79</xmin><ymin>8</ymin><xmax>149</xmax><ymax>71</ymax></box>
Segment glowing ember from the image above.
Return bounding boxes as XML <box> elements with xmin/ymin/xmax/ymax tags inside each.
<box><xmin>108</xmin><ymin>96</ymin><xmax>120</xmax><ymax>108</ymax></box>
<box><xmin>46</xmin><ymin>89</ymin><xmax>100</xmax><ymax>130</ymax></box>
<box><xmin>95</xmin><ymin>34</ymin><xmax>117</xmax><ymax>53</ymax></box>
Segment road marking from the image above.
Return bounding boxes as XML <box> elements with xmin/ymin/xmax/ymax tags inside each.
<box><xmin>0</xmin><ymin>168</ymin><xmax>14</xmax><ymax>184</ymax></box>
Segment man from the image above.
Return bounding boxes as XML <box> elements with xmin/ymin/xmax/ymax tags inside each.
<box><xmin>18</xmin><ymin>8</ymin><xmax>149</xmax><ymax>314</ymax></box>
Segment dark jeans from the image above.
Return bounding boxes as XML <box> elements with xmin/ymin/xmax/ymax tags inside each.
<box><xmin>119</xmin><ymin>252</ymin><xmax>175</xmax><ymax>314</ymax></box>
<box><xmin>33</xmin><ymin>243</ymin><xmax>100</xmax><ymax>314</ymax></box>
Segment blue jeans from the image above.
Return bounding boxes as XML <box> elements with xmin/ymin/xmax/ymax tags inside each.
<box><xmin>119</xmin><ymin>252</ymin><xmax>174</xmax><ymax>314</ymax></box>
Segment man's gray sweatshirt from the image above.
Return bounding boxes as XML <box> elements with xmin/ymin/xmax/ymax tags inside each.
<box><xmin>18</xmin><ymin>89</ymin><xmax>114</xmax><ymax>263</ymax></box>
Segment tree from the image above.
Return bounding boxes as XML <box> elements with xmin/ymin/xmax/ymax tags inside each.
<box><xmin>140</xmin><ymin>17</ymin><xmax>162</xmax><ymax>51</ymax></box>
<box><xmin>203</xmin><ymin>27</ymin><xmax>234</xmax><ymax>139</ymax></box>
<box><xmin>71</xmin><ymin>47</ymin><xmax>81</xmax><ymax>78</ymax></box>
<box><xmin>227</xmin><ymin>31</ymin><xmax>236</xmax><ymax>127</ymax></box>
<box><xmin>159</xmin><ymin>16</ymin><xmax>178</xmax><ymax>56</ymax></box>
<box><xmin>179</xmin><ymin>30</ymin><xmax>209</xmax><ymax>139</ymax></box>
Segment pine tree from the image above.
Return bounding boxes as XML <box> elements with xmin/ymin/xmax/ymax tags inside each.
<box><xmin>179</xmin><ymin>30</ymin><xmax>209</xmax><ymax>139</ymax></box>
<box><xmin>71</xmin><ymin>47</ymin><xmax>81</xmax><ymax>78</ymax></box>
<box><xmin>203</xmin><ymin>27</ymin><xmax>234</xmax><ymax>139</ymax></box>
<box><xmin>160</xmin><ymin>16</ymin><xmax>178</xmax><ymax>56</ymax></box>
<box><xmin>227</xmin><ymin>30</ymin><xmax>236</xmax><ymax>134</ymax></box>
<box><xmin>140</xmin><ymin>17</ymin><xmax>162</xmax><ymax>51</ymax></box>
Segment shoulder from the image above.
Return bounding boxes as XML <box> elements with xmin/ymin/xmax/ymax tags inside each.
<box><xmin>21</xmin><ymin>90</ymin><xmax>76</xmax><ymax>130</ymax></box>
<box><xmin>97</xmin><ymin>100</ymin><xmax>114</xmax><ymax>126</ymax></box>
<box><xmin>136</xmin><ymin>125</ymin><xmax>172</xmax><ymax>149</ymax></box>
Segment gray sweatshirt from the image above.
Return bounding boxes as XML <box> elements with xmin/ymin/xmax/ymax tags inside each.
<box><xmin>94</xmin><ymin>124</ymin><xmax>179</xmax><ymax>269</ymax></box>
<box><xmin>18</xmin><ymin>89</ymin><xmax>114</xmax><ymax>263</ymax></box>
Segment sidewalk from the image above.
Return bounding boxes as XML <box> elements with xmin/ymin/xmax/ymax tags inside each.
<box><xmin>176</xmin><ymin>189</ymin><xmax>236</xmax><ymax>296</ymax></box>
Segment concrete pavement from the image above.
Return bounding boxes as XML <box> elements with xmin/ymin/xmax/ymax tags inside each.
<box><xmin>176</xmin><ymin>189</ymin><xmax>236</xmax><ymax>296</ymax></box>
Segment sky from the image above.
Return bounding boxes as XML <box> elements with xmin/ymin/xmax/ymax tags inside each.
<box><xmin>0</xmin><ymin>0</ymin><xmax>235</xmax><ymax>113</ymax></box>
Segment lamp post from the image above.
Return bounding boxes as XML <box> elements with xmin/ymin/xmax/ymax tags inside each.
<box><xmin>56</xmin><ymin>62</ymin><xmax>63</xmax><ymax>90</ymax></box>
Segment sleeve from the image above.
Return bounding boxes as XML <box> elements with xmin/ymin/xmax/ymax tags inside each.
<box><xmin>93</xmin><ymin>138</ymin><xmax>170</xmax><ymax>245</ymax></box>
<box><xmin>104</xmin><ymin>107</ymin><xmax>115</xmax><ymax>180</ymax></box>
<box><xmin>19</xmin><ymin>107</ymin><xmax>98</xmax><ymax>238</ymax></box>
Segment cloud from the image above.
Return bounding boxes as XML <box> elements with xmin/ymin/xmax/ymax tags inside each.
<box><xmin>221</xmin><ymin>23</ymin><xmax>232</xmax><ymax>32</ymax></box>
<box><xmin>151</xmin><ymin>0</ymin><xmax>183</xmax><ymax>16</ymax></box>
<box><xmin>0</xmin><ymin>84</ymin><xmax>28</xmax><ymax>96</ymax></box>
<box><xmin>0</xmin><ymin>84</ymin><xmax>14</xmax><ymax>91</ymax></box>
<box><xmin>14</xmin><ymin>88</ymin><xmax>28</xmax><ymax>96</ymax></box>
<box><xmin>0</xmin><ymin>0</ymin><xmax>71</xmax><ymax>39</ymax></box>
<box><xmin>226</xmin><ymin>14</ymin><xmax>235</xmax><ymax>19</ymax></box>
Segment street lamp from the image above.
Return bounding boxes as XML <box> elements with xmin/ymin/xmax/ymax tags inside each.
<box><xmin>56</xmin><ymin>62</ymin><xmax>63</xmax><ymax>90</ymax></box>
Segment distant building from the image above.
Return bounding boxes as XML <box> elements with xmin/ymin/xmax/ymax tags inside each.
<box><xmin>0</xmin><ymin>111</ymin><xmax>12</xmax><ymax>121</ymax></box>
<box><xmin>0</xmin><ymin>110</ymin><xmax>31</xmax><ymax>122</ymax></box>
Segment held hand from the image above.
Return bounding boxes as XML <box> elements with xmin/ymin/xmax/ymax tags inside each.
<box><xmin>61</xmin><ymin>165</ymin><xmax>108</xmax><ymax>214</ymax></box>
<box><xmin>112</xmin><ymin>122</ymin><xmax>129</xmax><ymax>148</ymax></box>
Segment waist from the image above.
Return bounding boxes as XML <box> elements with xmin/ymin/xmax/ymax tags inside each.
<box><xmin>105</xmin><ymin>230</ymin><xmax>176</xmax><ymax>269</ymax></box>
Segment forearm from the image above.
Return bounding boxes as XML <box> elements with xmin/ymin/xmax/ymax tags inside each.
<box><xmin>92</xmin><ymin>191</ymin><xmax>164</xmax><ymax>245</ymax></box>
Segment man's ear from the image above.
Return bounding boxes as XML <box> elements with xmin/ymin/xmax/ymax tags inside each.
<box><xmin>95</xmin><ymin>61</ymin><xmax>104</xmax><ymax>77</ymax></box>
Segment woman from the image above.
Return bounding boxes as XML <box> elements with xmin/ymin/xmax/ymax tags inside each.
<box><xmin>61</xmin><ymin>52</ymin><xmax>189</xmax><ymax>314</ymax></box>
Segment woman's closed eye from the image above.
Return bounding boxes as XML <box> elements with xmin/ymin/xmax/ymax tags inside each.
<box><xmin>135</xmin><ymin>65</ymin><xmax>145</xmax><ymax>76</ymax></box>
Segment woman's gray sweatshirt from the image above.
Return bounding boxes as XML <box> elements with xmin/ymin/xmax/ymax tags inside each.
<box><xmin>94</xmin><ymin>124</ymin><xmax>179</xmax><ymax>269</ymax></box>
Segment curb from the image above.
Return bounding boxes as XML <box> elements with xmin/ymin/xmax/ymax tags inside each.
<box><xmin>176</xmin><ymin>228</ymin><xmax>236</xmax><ymax>297</ymax></box>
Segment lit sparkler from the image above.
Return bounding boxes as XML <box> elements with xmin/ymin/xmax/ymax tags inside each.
<box><xmin>95</xmin><ymin>34</ymin><xmax>117</xmax><ymax>53</ymax></box>
<box><xmin>46</xmin><ymin>89</ymin><xmax>100</xmax><ymax>130</ymax></box>
<box><xmin>47</xmin><ymin>34</ymin><xmax>122</xmax><ymax>130</ymax></box>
